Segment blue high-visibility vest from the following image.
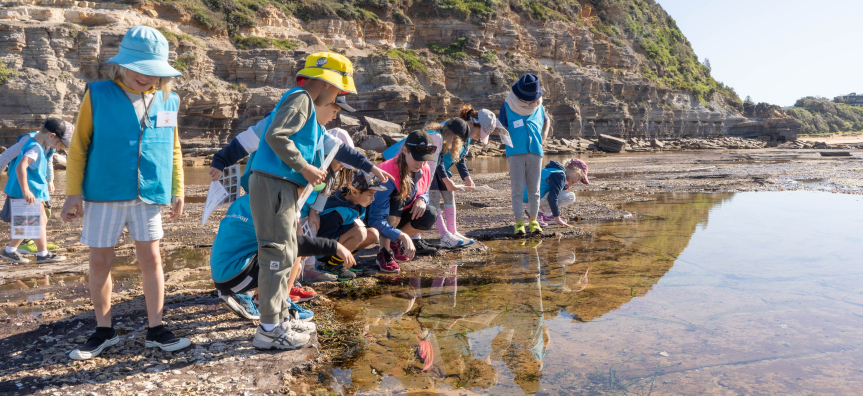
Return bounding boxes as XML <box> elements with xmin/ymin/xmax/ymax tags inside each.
<box><xmin>83</xmin><ymin>81</ymin><xmax>178</xmax><ymax>204</ymax></box>
<box><xmin>250</xmin><ymin>87</ymin><xmax>325</xmax><ymax>187</ymax></box>
<box><xmin>4</xmin><ymin>137</ymin><xmax>50</xmax><ymax>202</ymax></box>
<box><xmin>523</xmin><ymin>167</ymin><xmax>564</xmax><ymax>203</ymax></box>
<box><xmin>504</xmin><ymin>103</ymin><xmax>545</xmax><ymax>157</ymax></box>
<box><xmin>7</xmin><ymin>132</ymin><xmax>55</xmax><ymax>177</ymax></box>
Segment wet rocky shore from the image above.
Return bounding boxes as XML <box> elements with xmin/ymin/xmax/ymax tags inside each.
<box><xmin>1</xmin><ymin>148</ymin><xmax>861</xmax><ymax>395</ymax></box>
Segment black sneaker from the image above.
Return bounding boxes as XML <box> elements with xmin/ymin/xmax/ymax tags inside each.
<box><xmin>413</xmin><ymin>239</ymin><xmax>438</xmax><ymax>256</ymax></box>
<box><xmin>145</xmin><ymin>325</ymin><xmax>191</xmax><ymax>352</ymax></box>
<box><xmin>348</xmin><ymin>263</ymin><xmax>379</xmax><ymax>277</ymax></box>
<box><xmin>0</xmin><ymin>250</ymin><xmax>29</xmax><ymax>263</ymax></box>
<box><xmin>319</xmin><ymin>262</ymin><xmax>356</xmax><ymax>281</ymax></box>
<box><xmin>36</xmin><ymin>252</ymin><xmax>67</xmax><ymax>264</ymax></box>
<box><xmin>69</xmin><ymin>327</ymin><xmax>119</xmax><ymax>360</ymax></box>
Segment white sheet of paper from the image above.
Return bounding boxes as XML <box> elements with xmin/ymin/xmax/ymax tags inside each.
<box><xmin>296</xmin><ymin>143</ymin><xmax>340</xmax><ymax>208</ymax></box>
<box><xmin>454</xmin><ymin>184</ymin><xmax>496</xmax><ymax>192</ymax></box>
<box><xmin>497</xmin><ymin>128</ymin><xmax>513</xmax><ymax>147</ymax></box>
<box><xmin>11</xmin><ymin>199</ymin><xmax>41</xmax><ymax>239</ymax></box>
<box><xmin>156</xmin><ymin>111</ymin><xmax>178</xmax><ymax>128</ymax></box>
<box><xmin>219</xmin><ymin>165</ymin><xmax>241</xmax><ymax>204</ymax></box>
<box><xmin>201</xmin><ymin>181</ymin><xmax>230</xmax><ymax>225</ymax></box>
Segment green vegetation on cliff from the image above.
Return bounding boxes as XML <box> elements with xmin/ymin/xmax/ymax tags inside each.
<box><xmin>786</xmin><ymin>97</ymin><xmax>863</xmax><ymax>135</ymax></box>
<box><xmin>149</xmin><ymin>0</ymin><xmax>738</xmax><ymax>103</ymax></box>
<box><xmin>0</xmin><ymin>60</ymin><xmax>16</xmax><ymax>85</ymax></box>
<box><xmin>586</xmin><ymin>0</ymin><xmax>738</xmax><ymax>103</ymax></box>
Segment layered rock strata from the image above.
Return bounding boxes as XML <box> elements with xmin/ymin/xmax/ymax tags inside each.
<box><xmin>0</xmin><ymin>1</ymin><xmax>800</xmax><ymax>152</ymax></box>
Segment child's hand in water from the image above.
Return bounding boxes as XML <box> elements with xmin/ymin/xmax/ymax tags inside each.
<box><xmin>398</xmin><ymin>233</ymin><xmax>416</xmax><ymax>258</ymax></box>
<box><xmin>555</xmin><ymin>216</ymin><xmax>573</xmax><ymax>228</ymax></box>
<box><xmin>335</xmin><ymin>243</ymin><xmax>356</xmax><ymax>268</ymax></box>
<box><xmin>208</xmin><ymin>167</ymin><xmax>222</xmax><ymax>182</ymax></box>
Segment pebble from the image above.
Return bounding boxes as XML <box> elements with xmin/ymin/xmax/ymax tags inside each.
<box><xmin>659</xmin><ymin>351</ymin><xmax>669</xmax><ymax>357</ymax></box>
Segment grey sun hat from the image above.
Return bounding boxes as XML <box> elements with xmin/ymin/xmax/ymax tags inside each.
<box><xmin>474</xmin><ymin>108</ymin><xmax>504</xmax><ymax>145</ymax></box>
<box><xmin>106</xmin><ymin>26</ymin><xmax>182</xmax><ymax>78</ymax></box>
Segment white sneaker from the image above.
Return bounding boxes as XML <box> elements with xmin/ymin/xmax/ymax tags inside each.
<box><xmin>440</xmin><ymin>233</ymin><xmax>465</xmax><ymax>249</ymax></box>
<box><xmin>285</xmin><ymin>312</ymin><xmax>316</xmax><ymax>335</ymax></box>
<box><xmin>452</xmin><ymin>232</ymin><xmax>475</xmax><ymax>246</ymax></box>
<box><xmin>253</xmin><ymin>324</ymin><xmax>310</xmax><ymax>350</ymax></box>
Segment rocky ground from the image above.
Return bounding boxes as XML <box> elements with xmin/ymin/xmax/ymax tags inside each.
<box><xmin>0</xmin><ymin>148</ymin><xmax>861</xmax><ymax>395</ymax></box>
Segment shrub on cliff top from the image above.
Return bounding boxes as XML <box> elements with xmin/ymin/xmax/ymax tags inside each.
<box><xmin>233</xmin><ymin>35</ymin><xmax>299</xmax><ymax>51</ymax></box>
<box><xmin>428</xmin><ymin>38</ymin><xmax>469</xmax><ymax>66</ymax></box>
<box><xmin>788</xmin><ymin>96</ymin><xmax>863</xmax><ymax>134</ymax></box>
<box><xmin>0</xmin><ymin>60</ymin><xmax>16</xmax><ymax>85</ymax></box>
<box><xmin>391</xmin><ymin>10</ymin><xmax>412</xmax><ymax>25</ymax></box>
<box><xmin>387</xmin><ymin>49</ymin><xmax>428</xmax><ymax>74</ymax></box>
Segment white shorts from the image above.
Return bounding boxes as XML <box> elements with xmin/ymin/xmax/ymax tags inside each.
<box><xmin>81</xmin><ymin>198</ymin><xmax>164</xmax><ymax>247</ymax></box>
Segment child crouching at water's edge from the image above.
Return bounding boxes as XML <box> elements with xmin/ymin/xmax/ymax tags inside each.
<box><xmin>315</xmin><ymin>170</ymin><xmax>386</xmax><ymax>280</ymax></box>
<box><xmin>369</xmin><ymin>131</ymin><xmax>440</xmax><ymax>273</ymax></box>
<box><xmin>525</xmin><ymin>158</ymin><xmax>590</xmax><ymax>228</ymax></box>
<box><xmin>61</xmin><ymin>25</ymin><xmax>189</xmax><ymax>360</ymax></box>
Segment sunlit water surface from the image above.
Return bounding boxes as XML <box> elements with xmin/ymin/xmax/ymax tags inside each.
<box><xmin>326</xmin><ymin>191</ymin><xmax>863</xmax><ymax>395</ymax></box>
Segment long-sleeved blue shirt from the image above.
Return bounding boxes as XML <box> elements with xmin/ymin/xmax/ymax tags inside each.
<box><xmin>368</xmin><ymin>168</ymin><xmax>429</xmax><ymax>241</ymax></box>
<box><xmin>211</xmin><ymin>122</ymin><xmax>373</xmax><ymax>174</ymax></box>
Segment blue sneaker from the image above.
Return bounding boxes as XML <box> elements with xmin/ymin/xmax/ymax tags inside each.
<box><xmin>220</xmin><ymin>293</ymin><xmax>260</xmax><ymax>321</ymax></box>
<box><xmin>289</xmin><ymin>301</ymin><xmax>314</xmax><ymax>322</ymax></box>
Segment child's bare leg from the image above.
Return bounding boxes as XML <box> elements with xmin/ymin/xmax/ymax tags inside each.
<box><xmin>286</xmin><ymin>256</ymin><xmax>302</xmax><ymax>290</ymax></box>
<box><xmin>358</xmin><ymin>228</ymin><xmax>379</xmax><ymax>251</ymax></box>
<box><xmin>337</xmin><ymin>225</ymin><xmax>367</xmax><ymax>252</ymax></box>
<box><xmin>135</xmin><ymin>240</ymin><xmax>164</xmax><ymax>327</ymax></box>
<box><xmin>380</xmin><ymin>215</ymin><xmax>399</xmax><ymax>252</ymax></box>
<box><xmin>400</xmin><ymin>223</ymin><xmax>419</xmax><ymax>237</ymax></box>
<box><xmin>34</xmin><ymin>204</ymin><xmax>47</xmax><ymax>252</ymax></box>
<box><xmin>89</xmin><ymin>247</ymin><xmax>115</xmax><ymax>327</ymax></box>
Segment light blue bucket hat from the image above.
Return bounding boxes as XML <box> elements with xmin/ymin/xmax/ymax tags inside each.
<box><xmin>106</xmin><ymin>26</ymin><xmax>182</xmax><ymax>78</ymax></box>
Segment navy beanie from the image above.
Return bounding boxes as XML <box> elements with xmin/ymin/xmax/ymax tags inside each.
<box><xmin>512</xmin><ymin>73</ymin><xmax>543</xmax><ymax>102</ymax></box>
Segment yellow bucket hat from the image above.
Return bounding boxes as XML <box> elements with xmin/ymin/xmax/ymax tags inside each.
<box><xmin>296</xmin><ymin>52</ymin><xmax>357</xmax><ymax>95</ymax></box>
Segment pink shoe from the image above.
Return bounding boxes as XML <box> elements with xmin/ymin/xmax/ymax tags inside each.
<box><xmin>376</xmin><ymin>249</ymin><xmax>401</xmax><ymax>273</ymax></box>
<box><xmin>390</xmin><ymin>241</ymin><xmax>411</xmax><ymax>262</ymax></box>
<box><xmin>536</xmin><ymin>214</ymin><xmax>549</xmax><ymax>227</ymax></box>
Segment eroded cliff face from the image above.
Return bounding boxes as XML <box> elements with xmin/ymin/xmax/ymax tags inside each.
<box><xmin>0</xmin><ymin>0</ymin><xmax>799</xmax><ymax>151</ymax></box>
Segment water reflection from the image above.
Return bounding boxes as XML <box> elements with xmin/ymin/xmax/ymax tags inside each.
<box><xmin>330</xmin><ymin>191</ymin><xmax>863</xmax><ymax>394</ymax></box>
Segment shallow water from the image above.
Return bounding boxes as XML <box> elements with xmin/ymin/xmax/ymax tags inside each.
<box><xmin>325</xmin><ymin>191</ymin><xmax>863</xmax><ymax>394</ymax></box>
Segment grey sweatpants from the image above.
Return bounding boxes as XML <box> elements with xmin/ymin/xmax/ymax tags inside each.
<box><xmin>249</xmin><ymin>172</ymin><xmax>298</xmax><ymax>324</ymax></box>
<box><xmin>508</xmin><ymin>153</ymin><xmax>543</xmax><ymax>220</ymax></box>
<box><xmin>428</xmin><ymin>189</ymin><xmax>455</xmax><ymax>210</ymax></box>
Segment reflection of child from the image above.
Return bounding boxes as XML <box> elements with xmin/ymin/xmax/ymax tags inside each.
<box><xmin>1</xmin><ymin>117</ymin><xmax>70</xmax><ymax>265</ymax></box>
<box><xmin>523</xmin><ymin>159</ymin><xmax>589</xmax><ymax>228</ymax></box>
<box><xmin>316</xmin><ymin>170</ymin><xmax>385</xmax><ymax>280</ymax></box>
<box><xmin>62</xmin><ymin>26</ymin><xmax>189</xmax><ymax>360</ymax></box>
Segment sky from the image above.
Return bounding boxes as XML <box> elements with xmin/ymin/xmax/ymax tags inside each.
<box><xmin>656</xmin><ymin>0</ymin><xmax>863</xmax><ymax>107</ymax></box>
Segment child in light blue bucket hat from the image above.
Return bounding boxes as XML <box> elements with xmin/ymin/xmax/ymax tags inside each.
<box><xmin>63</xmin><ymin>25</ymin><xmax>190</xmax><ymax>360</ymax></box>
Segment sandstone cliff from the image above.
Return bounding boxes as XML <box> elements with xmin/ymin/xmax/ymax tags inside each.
<box><xmin>0</xmin><ymin>0</ymin><xmax>800</xmax><ymax>153</ymax></box>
